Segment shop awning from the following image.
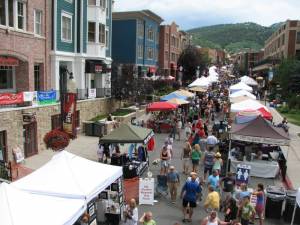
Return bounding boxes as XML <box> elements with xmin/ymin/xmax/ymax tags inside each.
<box><xmin>99</xmin><ymin>123</ymin><xmax>154</xmax><ymax>144</ymax></box>
<box><xmin>0</xmin><ymin>56</ymin><xmax>19</xmax><ymax>66</ymax></box>
<box><xmin>13</xmin><ymin>151</ymin><xmax>123</xmax><ymax>202</ymax></box>
<box><xmin>0</xmin><ymin>183</ymin><xmax>85</xmax><ymax>225</ymax></box>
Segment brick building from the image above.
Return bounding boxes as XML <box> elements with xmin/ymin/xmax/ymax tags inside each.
<box><xmin>264</xmin><ymin>20</ymin><xmax>300</xmax><ymax>60</ymax></box>
<box><xmin>158</xmin><ymin>22</ymin><xmax>188</xmax><ymax>76</ymax></box>
<box><xmin>232</xmin><ymin>50</ymin><xmax>264</xmax><ymax>75</ymax></box>
<box><xmin>0</xmin><ymin>0</ymin><xmax>51</xmax><ymax>93</ymax></box>
<box><xmin>198</xmin><ymin>47</ymin><xmax>226</xmax><ymax>65</ymax></box>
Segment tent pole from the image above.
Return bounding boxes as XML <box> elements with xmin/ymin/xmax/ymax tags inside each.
<box><xmin>226</xmin><ymin>138</ymin><xmax>232</xmax><ymax>176</ymax></box>
<box><xmin>290</xmin><ymin>200</ymin><xmax>297</xmax><ymax>225</ymax></box>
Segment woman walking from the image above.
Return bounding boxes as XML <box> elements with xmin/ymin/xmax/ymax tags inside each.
<box><xmin>191</xmin><ymin>144</ymin><xmax>201</xmax><ymax>173</ymax></box>
<box><xmin>181</xmin><ymin>142</ymin><xmax>192</xmax><ymax>175</ymax></box>
<box><xmin>253</xmin><ymin>183</ymin><xmax>265</xmax><ymax>225</ymax></box>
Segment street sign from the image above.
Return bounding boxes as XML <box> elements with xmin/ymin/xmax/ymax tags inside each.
<box><xmin>236</xmin><ymin>164</ymin><xmax>251</xmax><ymax>185</ymax></box>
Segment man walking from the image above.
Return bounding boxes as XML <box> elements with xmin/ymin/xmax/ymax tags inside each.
<box><xmin>238</xmin><ymin>196</ymin><xmax>255</xmax><ymax>225</ymax></box>
<box><xmin>180</xmin><ymin>172</ymin><xmax>202</xmax><ymax>223</ymax></box>
<box><xmin>167</xmin><ymin>166</ymin><xmax>180</xmax><ymax>203</ymax></box>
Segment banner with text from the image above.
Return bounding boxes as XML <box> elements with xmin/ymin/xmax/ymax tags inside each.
<box><xmin>37</xmin><ymin>90</ymin><xmax>56</xmax><ymax>105</ymax></box>
<box><xmin>62</xmin><ymin>93</ymin><xmax>77</xmax><ymax>137</ymax></box>
<box><xmin>0</xmin><ymin>93</ymin><xmax>24</xmax><ymax>105</ymax></box>
<box><xmin>139</xmin><ymin>178</ymin><xmax>154</xmax><ymax>205</ymax></box>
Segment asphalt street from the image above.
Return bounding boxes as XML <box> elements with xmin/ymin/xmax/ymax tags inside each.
<box><xmin>138</xmin><ymin>131</ymin><xmax>291</xmax><ymax>225</ymax></box>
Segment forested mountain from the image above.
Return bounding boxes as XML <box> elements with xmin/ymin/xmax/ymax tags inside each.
<box><xmin>188</xmin><ymin>22</ymin><xmax>282</xmax><ymax>53</ymax></box>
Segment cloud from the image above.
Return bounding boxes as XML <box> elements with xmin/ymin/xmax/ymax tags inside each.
<box><xmin>114</xmin><ymin>0</ymin><xmax>300</xmax><ymax>29</ymax></box>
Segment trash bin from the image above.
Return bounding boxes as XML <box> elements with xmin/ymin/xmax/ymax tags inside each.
<box><xmin>265</xmin><ymin>186</ymin><xmax>286</xmax><ymax>219</ymax></box>
<box><xmin>283</xmin><ymin>190</ymin><xmax>300</xmax><ymax>224</ymax></box>
<box><xmin>94</xmin><ymin>122</ymin><xmax>105</xmax><ymax>137</ymax></box>
<box><xmin>84</xmin><ymin>121</ymin><xmax>94</xmax><ymax>136</ymax></box>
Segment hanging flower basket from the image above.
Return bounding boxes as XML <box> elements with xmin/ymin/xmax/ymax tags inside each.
<box><xmin>44</xmin><ymin>129</ymin><xmax>70</xmax><ymax>151</ymax></box>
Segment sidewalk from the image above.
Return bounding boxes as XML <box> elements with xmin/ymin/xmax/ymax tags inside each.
<box><xmin>269</xmin><ymin>106</ymin><xmax>300</xmax><ymax>189</ymax></box>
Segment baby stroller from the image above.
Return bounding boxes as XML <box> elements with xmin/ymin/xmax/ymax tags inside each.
<box><xmin>155</xmin><ymin>174</ymin><xmax>168</xmax><ymax>198</ymax></box>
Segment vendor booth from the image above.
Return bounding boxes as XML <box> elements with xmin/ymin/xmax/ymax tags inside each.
<box><xmin>188</xmin><ymin>76</ymin><xmax>210</xmax><ymax>88</ymax></box>
<box><xmin>240</xmin><ymin>75</ymin><xmax>258</xmax><ymax>86</ymax></box>
<box><xmin>229</xmin><ymin>82</ymin><xmax>253</xmax><ymax>93</ymax></box>
<box><xmin>0</xmin><ymin>183</ymin><xmax>85</xmax><ymax>225</ymax></box>
<box><xmin>167</xmin><ymin>98</ymin><xmax>189</xmax><ymax>105</ymax></box>
<box><xmin>13</xmin><ymin>151</ymin><xmax>124</xmax><ymax>225</ymax></box>
<box><xmin>229</xmin><ymin>89</ymin><xmax>256</xmax><ymax>99</ymax></box>
<box><xmin>99</xmin><ymin>124</ymin><xmax>155</xmax><ymax>179</ymax></box>
<box><xmin>160</xmin><ymin>92</ymin><xmax>188</xmax><ymax>101</ymax></box>
<box><xmin>173</xmin><ymin>89</ymin><xmax>195</xmax><ymax>98</ymax></box>
<box><xmin>189</xmin><ymin>86</ymin><xmax>207</xmax><ymax>93</ymax></box>
<box><xmin>228</xmin><ymin>116</ymin><xmax>290</xmax><ymax>178</ymax></box>
<box><xmin>230</xmin><ymin>99</ymin><xmax>268</xmax><ymax>113</ymax></box>
<box><xmin>146</xmin><ymin>102</ymin><xmax>178</xmax><ymax>133</ymax></box>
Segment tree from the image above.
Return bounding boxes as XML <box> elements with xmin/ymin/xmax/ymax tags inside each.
<box><xmin>177</xmin><ymin>46</ymin><xmax>210</xmax><ymax>85</ymax></box>
<box><xmin>273</xmin><ymin>59</ymin><xmax>300</xmax><ymax>99</ymax></box>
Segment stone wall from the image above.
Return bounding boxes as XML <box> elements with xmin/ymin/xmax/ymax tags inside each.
<box><xmin>0</xmin><ymin>98</ymin><xmax>122</xmax><ymax>161</ymax></box>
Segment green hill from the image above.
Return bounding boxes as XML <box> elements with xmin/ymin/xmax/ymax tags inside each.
<box><xmin>188</xmin><ymin>22</ymin><xmax>282</xmax><ymax>53</ymax></box>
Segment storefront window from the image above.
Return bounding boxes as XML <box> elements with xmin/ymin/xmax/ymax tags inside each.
<box><xmin>0</xmin><ymin>0</ymin><xmax>6</xmax><ymax>26</ymax></box>
<box><xmin>0</xmin><ymin>66</ymin><xmax>14</xmax><ymax>89</ymax></box>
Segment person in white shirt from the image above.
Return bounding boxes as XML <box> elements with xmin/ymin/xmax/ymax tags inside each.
<box><xmin>206</xmin><ymin>134</ymin><xmax>219</xmax><ymax>147</ymax></box>
<box><xmin>124</xmin><ymin>198</ymin><xmax>138</xmax><ymax>225</ymax></box>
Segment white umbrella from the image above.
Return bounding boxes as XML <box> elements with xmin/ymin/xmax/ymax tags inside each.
<box><xmin>229</xmin><ymin>90</ymin><xmax>256</xmax><ymax>99</ymax></box>
<box><xmin>241</xmin><ymin>75</ymin><xmax>258</xmax><ymax>86</ymax></box>
<box><xmin>230</xmin><ymin>82</ymin><xmax>253</xmax><ymax>93</ymax></box>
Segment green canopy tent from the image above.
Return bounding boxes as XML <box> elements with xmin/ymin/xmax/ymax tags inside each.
<box><xmin>99</xmin><ymin>123</ymin><xmax>154</xmax><ymax>145</ymax></box>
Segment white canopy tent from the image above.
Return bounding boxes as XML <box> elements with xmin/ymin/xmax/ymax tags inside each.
<box><xmin>229</xmin><ymin>82</ymin><xmax>253</xmax><ymax>93</ymax></box>
<box><xmin>13</xmin><ymin>151</ymin><xmax>123</xmax><ymax>202</ymax></box>
<box><xmin>229</xmin><ymin>89</ymin><xmax>256</xmax><ymax>99</ymax></box>
<box><xmin>240</xmin><ymin>75</ymin><xmax>258</xmax><ymax>86</ymax></box>
<box><xmin>0</xmin><ymin>183</ymin><xmax>85</xmax><ymax>225</ymax></box>
<box><xmin>188</xmin><ymin>76</ymin><xmax>210</xmax><ymax>88</ymax></box>
<box><xmin>230</xmin><ymin>99</ymin><xmax>269</xmax><ymax>113</ymax></box>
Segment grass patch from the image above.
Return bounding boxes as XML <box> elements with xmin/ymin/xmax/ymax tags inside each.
<box><xmin>280</xmin><ymin>113</ymin><xmax>300</xmax><ymax>126</ymax></box>
<box><xmin>90</xmin><ymin>114</ymin><xmax>108</xmax><ymax>122</ymax></box>
<box><xmin>112</xmin><ymin>108</ymin><xmax>135</xmax><ymax>117</ymax></box>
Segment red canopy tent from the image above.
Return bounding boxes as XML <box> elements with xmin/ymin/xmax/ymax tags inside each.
<box><xmin>146</xmin><ymin>102</ymin><xmax>178</xmax><ymax>112</ymax></box>
<box><xmin>257</xmin><ymin>107</ymin><xmax>273</xmax><ymax>121</ymax></box>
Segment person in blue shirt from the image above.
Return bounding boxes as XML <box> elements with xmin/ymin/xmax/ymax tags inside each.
<box><xmin>180</xmin><ymin>172</ymin><xmax>202</xmax><ymax>223</ymax></box>
<box><xmin>207</xmin><ymin>170</ymin><xmax>220</xmax><ymax>191</ymax></box>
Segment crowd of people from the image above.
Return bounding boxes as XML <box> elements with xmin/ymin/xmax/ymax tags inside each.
<box><xmin>153</xmin><ymin>76</ymin><xmax>264</xmax><ymax>224</ymax></box>
<box><xmin>118</xmin><ymin>67</ymin><xmax>267</xmax><ymax>225</ymax></box>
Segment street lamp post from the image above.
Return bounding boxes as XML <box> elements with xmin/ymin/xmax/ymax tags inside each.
<box><xmin>59</xmin><ymin>66</ymin><xmax>75</xmax><ymax>131</ymax></box>
<box><xmin>196</xmin><ymin>66</ymin><xmax>200</xmax><ymax>78</ymax></box>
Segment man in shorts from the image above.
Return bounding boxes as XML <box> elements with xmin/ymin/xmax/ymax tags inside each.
<box><xmin>180</xmin><ymin>172</ymin><xmax>202</xmax><ymax>223</ymax></box>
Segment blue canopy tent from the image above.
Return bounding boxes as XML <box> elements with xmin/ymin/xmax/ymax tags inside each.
<box><xmin>160</xmin><ymin>92</ymin><xmax>188</xmax><ymax>101</ymax></box>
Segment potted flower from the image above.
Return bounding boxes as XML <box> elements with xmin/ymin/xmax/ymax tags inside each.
<box><xmin>44</xmin><ymin>129</ymin><xmax>70</xmax><ymax>151</ymax></box>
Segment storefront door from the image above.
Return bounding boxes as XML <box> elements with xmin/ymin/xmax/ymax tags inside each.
<box><xmin>23</xmin><ymin>122</ymin><xmax>38</xmax><ymax>158</ymax></box>
<box><xmin>0</xmin><ymin>130</ymin><xmax>7</xmax><ymax>162</ymax></box>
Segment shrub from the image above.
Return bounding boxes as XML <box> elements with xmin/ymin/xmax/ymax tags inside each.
<box><xmin>44</xmin><ymin>129</ymin><xmax>70</xmax><ymax>151</ymax></box>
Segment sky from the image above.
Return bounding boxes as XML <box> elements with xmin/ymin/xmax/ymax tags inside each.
<box><xmin>114</xmin><ymin>0</ymin><xmax>300</xmax><ymax>30</ymax></box>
